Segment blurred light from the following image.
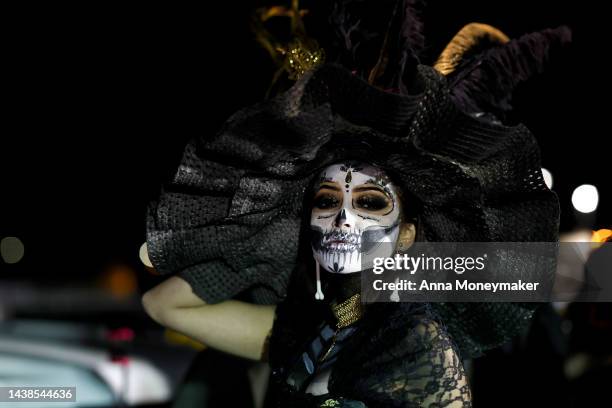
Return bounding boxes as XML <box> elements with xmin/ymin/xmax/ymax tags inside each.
<box><xmin>100</xmin><ymin>264</ymin><xmax>138</xmax><ymax>299</ymax></box>
<box><xmin>541</xmin><ymin>168</ymin><xmax>553</xmax><ymax>189</ymax></box>
<box><xmin>106</xmin><ymin>327</ymin><xmax>135</xmax><ymax>342</ymax></box>
<box><xmin>560</xmin><ymin>229</ymin><xmax>593</xmax><ymax>243</ymax></box>
<box><xmin>1</xmin><ymin>236</ymin><xmax>25</xmax><ymax>264</ymax></box>
<box><xmin>110</xmin><ymin>355</ymin><xmax>130</xmax><ymax>366</ymax></box>
<box><xmin>95</xmin><ymin>356</ymin><xmax>171</xmax><ymax>404</ymax></box>
<box><xmin>571</xmin><ymin>184</ymin><xmax>599</xmax><ymax>213</ymax></box>
<box><xmin>139</xmin><ymin>242</ymin><xmax>153</xmax><ymax>268</ymax></box>
<box><xmin>592</xmin><ymin>229</ymin><xmax>612</xmax><ymax>243</ymax></box>
<box><xmin>0</xmin><ymin>336</ymin><xmax>171</xmax><ymax>405</ymax></box>
<box><xmin>163</xmin><ymin>329</ymin><xmax>206</xmax><ymax>351</ymax></box>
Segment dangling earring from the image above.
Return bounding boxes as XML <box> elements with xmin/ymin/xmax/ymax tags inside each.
<box><xmin>315</xmin><ymin>259</ymin><xmax>325</xmax><ymax>300</ymax></box>
<box><xmin>390</xmin><ymin>277</ymin><xmax>400</xmax><ymax>302</ymax></box>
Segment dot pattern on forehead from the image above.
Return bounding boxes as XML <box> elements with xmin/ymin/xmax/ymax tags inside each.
<box><xmin>340</xmin><ymin>163</ymin><xmax>364</xmax><ymax>185</ymax></box>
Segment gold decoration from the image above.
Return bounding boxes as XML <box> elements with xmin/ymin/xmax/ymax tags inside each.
<box><xmin>434</xmin><ymin>22</ymin><xmax>510</xmax><ymax>76</ymax></box>
<box><xmin>281</xmin><ymin>38</ymin><xmax>325</xmax><ymax>80</ymax></box>
<box><xmin>319</xmin><ymin>293</ymin><xmax>364</xmax><ymax>363</ymax></box>
<box><xmin>252</xmin><ymin>0</ymin><xmax>325</xmax><ymax>94</ymax></box>
<box><xmin>332</xmin><ymin>293</ymin><xmax>364</xmax><ymax>329</ymax></box>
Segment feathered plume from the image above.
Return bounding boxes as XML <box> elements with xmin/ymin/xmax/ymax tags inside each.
<box><xmin>447</xmin><ymin>26</ymin><xmax>572</xmax><ymax>121</ymax></box>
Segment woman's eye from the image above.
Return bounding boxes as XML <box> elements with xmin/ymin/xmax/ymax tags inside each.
<box><xmin>313</xmin><ymin>194</ymin><xmax>340</xmax><ymax>209</ymax></box>
<box><xmin>355</xmin><ymin>195</ymin><xmax>389</xmax><ymax>211</ymax></box>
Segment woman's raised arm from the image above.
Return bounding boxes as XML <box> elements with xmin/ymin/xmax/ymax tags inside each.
<box><xmin>142</xmin><ymin>276</ymin><xmax>275</xmax><ymax>361</ymax></box>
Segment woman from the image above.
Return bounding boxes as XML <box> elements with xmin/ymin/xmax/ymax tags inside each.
<box><xmin>143</xmin><ymin>1</ymin><xmax>567</xmax><ymax>406</ymax></box>
<box><xmin>145</xmin><ymin>159</ymin><xmax>473</xmax><ymax>407</ymax></box>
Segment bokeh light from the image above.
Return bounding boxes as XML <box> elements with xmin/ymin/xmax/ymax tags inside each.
<box><xmin>99</xmin><ymin>264</ymin><xmax>138</xmax><ymax>299</ymax></box>
<box><xmin>571</xmin><ymin>184</ymin><xmax>599</xmax><ymax>213</ymax></box>
<box><xmin>592</xmin><ymin>229</ymin><xmax>612</xmax><ymax>243</ymax></box>
<box><xmin>1</xmin><ymin>236</ymin><xmax>25</xmax><ymax>264</ymax></box>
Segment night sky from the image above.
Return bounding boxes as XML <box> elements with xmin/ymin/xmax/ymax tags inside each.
<box><xmin>2</xmin><ymin>1</ymin><xmax>608</xmax><ymax>281</ymax></box>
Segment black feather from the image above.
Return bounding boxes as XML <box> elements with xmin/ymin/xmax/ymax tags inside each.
<box><xmin>327</xmin><ymin>0</ymin><xmax>425</xmax><ymax>91</ymax></box>
<box><xmin>449</xmin><ymin>26</ymin><xmax>572</xmax><ymax>122</ymax></box>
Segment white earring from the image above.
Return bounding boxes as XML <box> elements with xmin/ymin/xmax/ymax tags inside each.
<box><xmin>390</xmin><ymin>251</ymin><xmax>401</xmax><ymax>302</ymax></box>
<box><xmin>390</xmin><ymin>277</ymin><xmax>400</xmax><ymax>302</ymax></box>
<box><xmin>315</xmin><ymin>259</ymin><xmax>325</xmax><ymax>300</ymax></box>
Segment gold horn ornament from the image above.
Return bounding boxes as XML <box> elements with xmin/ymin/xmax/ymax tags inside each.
<box><xmin>434</xmin><ymin>22</ymin><xmax>510</xmax><ymax>76</ymax></box>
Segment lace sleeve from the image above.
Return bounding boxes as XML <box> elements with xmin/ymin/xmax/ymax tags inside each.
<box><xmin>336</xmin><ymin>309</ymin><xmax>472</xmax><ymax>408</ymax></box>
<box><xmin>395</xmin><ymin>319</ymin><xmax>471</xmax><ymax>407</ymax></box>
<box><xmin>306</xmin><ymin>318</ymin><xmax>471</xmax><ymax>408</ymax></box>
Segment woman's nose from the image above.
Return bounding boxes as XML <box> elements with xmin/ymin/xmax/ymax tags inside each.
<box><xmin>333</xmin><ymin>209</ymin><xmax>351</xmax><ymax>228</ymax></box>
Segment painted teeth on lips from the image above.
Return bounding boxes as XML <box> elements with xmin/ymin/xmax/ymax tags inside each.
<box><xmin>322</xmin><ymin>233</ymin><xmax>358</xmax><ymax>245</ymax></box>
<box><xmin>321</xmin><ymin>230</ymin><xmax>360</xmax><ymax>251</ymax></box>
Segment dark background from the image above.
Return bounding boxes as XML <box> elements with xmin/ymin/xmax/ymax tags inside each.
<box><xmin>2</xmin><ymin>0</ymin><xmax>608</xmax><ymax>281</ymax></box>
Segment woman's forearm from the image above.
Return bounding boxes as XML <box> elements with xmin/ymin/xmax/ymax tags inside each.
<box><xmin>142</xmin><ymin>276</ymin><xmax>275</xmax><ymax>361</ymax></box>
<box><xmin>158</xmin><ymin>300</ymin><xmax>275</xmax><ymax>360</ymax></box>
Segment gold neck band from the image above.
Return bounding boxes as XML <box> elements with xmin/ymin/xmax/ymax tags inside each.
<box><xmin>332</xmin><ymin>293</ymin><xmax>363</xmax><ymax>329</ymax></box>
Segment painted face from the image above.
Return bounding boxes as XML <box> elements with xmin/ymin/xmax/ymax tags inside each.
<box><xmin>310</xmin><ymin>162</ymin><xmax>401</xmax><ymax>274</ymax></box>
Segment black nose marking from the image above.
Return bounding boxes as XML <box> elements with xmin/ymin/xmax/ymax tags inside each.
<box><xmin>335</xmin><ymin>209</ymin><xmax>347</xmax><ymax>227</ymax></box>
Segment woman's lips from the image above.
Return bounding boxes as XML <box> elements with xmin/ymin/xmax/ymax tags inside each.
<box><xmin>317</xmin><ymin>230</ymin><xmax>361</xmax><ymax>253</ymax></box>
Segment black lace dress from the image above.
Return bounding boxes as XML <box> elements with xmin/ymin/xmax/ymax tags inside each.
<box><xmin>264</xmin><ymin>281</ymin><xmax>472</xmax><ymax>408</ymax></box>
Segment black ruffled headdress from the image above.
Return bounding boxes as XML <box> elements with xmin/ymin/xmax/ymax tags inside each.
<box><xmin>146</xmin><ymin>0</ymin><xmax>568</xmax><ymax>357</ymax></box>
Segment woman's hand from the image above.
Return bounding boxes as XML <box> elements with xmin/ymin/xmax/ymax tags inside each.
<box><xmin>142</xmin><ymin>276</ymin><xmax>275</xmax><ymax>361</ymax></box>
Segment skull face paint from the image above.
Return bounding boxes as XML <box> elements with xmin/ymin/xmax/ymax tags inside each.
<box><xmin>310</xmin><ymin>162</ymin><xmax>401</xmax><ymax>274</ymax></box>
